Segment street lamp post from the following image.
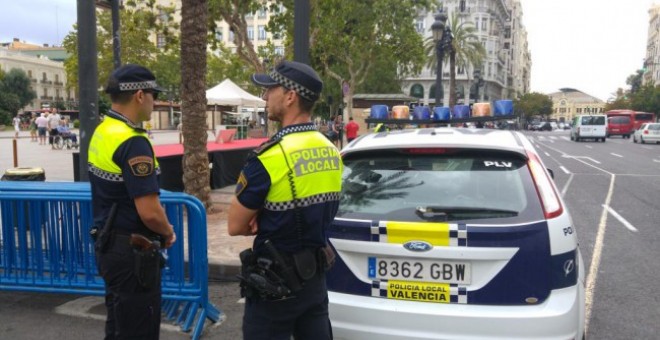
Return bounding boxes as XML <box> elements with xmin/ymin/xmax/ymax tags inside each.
<box><xmin>431</xmin><ymin>12</ymin><xmax>452</xmax><ymax>108</ymax></box>
<box><xmin>473</xmin><ymin>68</ymin><xmax>484</xmax><ymax>102</ymax></box>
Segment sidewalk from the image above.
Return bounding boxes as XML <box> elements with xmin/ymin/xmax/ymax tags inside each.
<box><xmin>0</xmin><ymin>128</ymin><xmax>251</xmax><ymax>281</ymax></box>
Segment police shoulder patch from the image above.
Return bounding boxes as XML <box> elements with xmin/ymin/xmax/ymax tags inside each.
<box><xmin>253</xmin><ymin>137</ymin><xmax>282</xmax><ymax>155</ymax></box>
<box><xmin>235</xmin><ymin>172</ymin><xmax>248</xmax><ymax>196</ymax></box>
<box><xmin>128</xmin><ymin>156</ymin><xmax>154</xmax><ymax>176</ymax></box>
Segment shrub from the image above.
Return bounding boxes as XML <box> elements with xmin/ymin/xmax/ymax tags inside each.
<box><xmin>73</xmin><ymin>119</ymin><xmax>80</xmax><ymax>128</ymax></box>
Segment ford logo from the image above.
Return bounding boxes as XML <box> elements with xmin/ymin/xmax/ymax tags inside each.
<box><xmin>403</xmin><ymin>241</ymin><xmax>433</xmax><ymax>252</ymax></box>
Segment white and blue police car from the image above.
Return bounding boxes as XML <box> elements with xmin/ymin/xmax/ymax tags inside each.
<box><xmin>327</xmin><ymin>127</ymin><xmax>585</xmax><ymax>339</ymax></box>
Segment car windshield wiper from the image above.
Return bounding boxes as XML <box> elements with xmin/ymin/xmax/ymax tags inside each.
<box><xmin>415</xmin><ymin>206</ymin><xmax>518</xmax><ymax>221</ymax></box>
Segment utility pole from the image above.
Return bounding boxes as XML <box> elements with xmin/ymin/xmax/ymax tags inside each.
<box><xmin>293</xmin><ymin>0</ymin><xmax>310</xmax><ymax>64</ymax></box>
<box><xmin>77</xmin><ymin>0</ymin><xmax>100</xmax><ymax>181</ymax></box>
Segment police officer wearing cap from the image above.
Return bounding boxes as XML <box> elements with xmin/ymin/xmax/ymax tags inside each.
<box><xmin>89</xmin><ymin>64</ymin><xmax>176</xmax><ymax>339</ymax></box>
<box><xmin>228</xmin><ymin>60</ymin><xmax>342</xmax><ymax>339</ymax></box>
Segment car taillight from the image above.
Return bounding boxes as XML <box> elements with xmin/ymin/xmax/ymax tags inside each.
<box><xmin>527</xmin><ymin>151</ymin><xmax>563</xmax><ymax>219</ymax></box>
<box><xmin>644</xmin><ymin>130</ymin><xmax>649</xmax><ymax>135</ymax></box>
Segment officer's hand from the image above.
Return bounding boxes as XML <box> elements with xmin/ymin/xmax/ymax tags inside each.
<box><xmin>163</xmin><ymin>227</ymin><xmax>176</xmax><ymax>248</ymax></box>
<box><xmin>248</xmin><ymin>215</ymin><xmax>258</xmax><ymax>235</ymax></box>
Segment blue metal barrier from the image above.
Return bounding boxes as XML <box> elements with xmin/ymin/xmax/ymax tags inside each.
<box><xmin>0</xmin><ymin>181</ymin><xmax>222</xmax><ymax>339</ymax></box>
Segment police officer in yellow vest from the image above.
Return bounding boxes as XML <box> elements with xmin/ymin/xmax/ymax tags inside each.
<box><xmin>89</xmin><ymin>64</ymin><xmax>176</xmax><ymax>340</ymax></box>
<box><xmin>228</xmin><ymin>61</ymin><xmax>342</xmax><ymax>340</ymax></box>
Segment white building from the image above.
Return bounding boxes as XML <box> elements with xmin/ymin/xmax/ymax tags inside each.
<box><xmin>402</xmin><ymin>0</ymin><xmax>531</xmax><ymax>106</ymax></box>
<box><xmin>644</xmin><ymin>4</ymin><xmax>660</xmax><ymax>86</ymax></box>
<box><xmin>0</xmin><ymin>46</ymin><xmax>73</xmax><ymax>112</ymax></box>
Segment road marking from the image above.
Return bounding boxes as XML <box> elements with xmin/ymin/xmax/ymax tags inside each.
<box><xmin>560</xmin><ymin>166</ymin><xmax>570</xmax><ymax>174</ymax></box>
<box><xmin>544</xmin><ymin>151</ymin><xmax>551</xmax><ymax>157</ymax></box>
<box><xmin>653</xmin><ymin>159</ymin><xmax>660</xmax><ymax>163</ymax></box>
<box><xmin>560</xmin><ymin>173</ymin><xmax>574</xmax><ymax>197</ymax></box>
<box><xmin>55</xmin><ymin>296</ymin><xmax>181</xmax><ymax>332</ymax></box>
<box><xmin>610</xmin><ymin>153</ymin><xmax>623</xmax><ymax>158</ymax></box>
<box><xmin>561</xmin><ymin>136</ymin><xmax>570</xmax><ymax>141</ymax></box>
<box><xmin>642</xmin><ymin>146</ymin><xmax>653</xmax><ymax>150</ymax></box>
<box><xmin>585</xmin><ymin>145</ymin><xmax>593</xmax><ymax>149</ymax></box>
<box><xmin>603</xmin><ymin>205</ymin><xmax>638</xmax><ymax>232</ymax></box>
<box><xmin>238</xmin><ymin>298</ymin><xmax>245</xmax><ymax>304</ymax></box>
<box><xmin>585</xmin><ymin>174</ymin><xmax>615</xmax><ymax>334</ymax></box>
<box><xmin>583</xmin><ymin>157</ymin><xmax>601</xmax><ymax>164</ymax></box>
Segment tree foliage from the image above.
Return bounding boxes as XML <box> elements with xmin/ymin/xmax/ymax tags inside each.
<box><xmin>604</xmin><ymin>70</ymin><xmax>660</xmax><ymax>115</ymax></box>
<box><xmin>513</xmin><ymin>92</ymin><xmax>553</xmax><ymax>119</ymax></box>
<box><xmin>0</xmin><ymin>68</ymin><xmax>36</xmax><ymax>124</ymax></box>
<box><xmin>425</xmin><ymin>13</ymin><xmax>485</xmax><ymax>107</ymax></box>
<box><xmin>211</xmin><ymin>0</ymin><xmax>433</xmax><ymax>120</ymax></box>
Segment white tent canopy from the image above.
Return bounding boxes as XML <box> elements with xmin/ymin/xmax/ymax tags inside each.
<box><xmin>206</xmin><ymin>79</ymin><xmax>265</xmax><ymax>107</ymax></box>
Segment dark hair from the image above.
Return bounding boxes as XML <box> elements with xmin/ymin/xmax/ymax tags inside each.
<box><xmin>106</xmin><ymin>77</ymin><xmax>134</xmax><ymax>104</ymax></box>
<box><xmin>109</xmin><ymin>91</ymin><xmax>135</xmax><ymax>104</ymax></box>
<box><xmin>298</xmin><ymin>95</ymin><xmax>315</xmax><ymax>113</ymax></box>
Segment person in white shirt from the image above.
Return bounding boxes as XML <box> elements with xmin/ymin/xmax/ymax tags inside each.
<box><xmin>35</xmin><ymin>113</ymin><xmax>49</xmax><ymax>145</ymax></box>
<box><xmin>12</xmin><ymin>115</ymin><xmax>21</xmax><ymax>139</ymax></box>
<box><xmin>47</xmin><ymin>112</ymin><xmax>61</xmax><ymax>149</ymax></box>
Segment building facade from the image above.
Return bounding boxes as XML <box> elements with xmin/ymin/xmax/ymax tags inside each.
<box><xmin>0</xmin><ymin>41</ymin><xmax>74</xmax><ymax>112</ymax></box>
<box><xmin>644</xmin><ymin>4</ymin><xmax>660</xmax><ymax>86</ymax></box>
<box><xmin>402</xmin><ymin>0</ymin><xmax>531</xmax><ymax>106</ymax></box>
<box><xmin>548</xmin><ymin>88</ymin><xmax>605</xmax><ymax>123</ymax></box>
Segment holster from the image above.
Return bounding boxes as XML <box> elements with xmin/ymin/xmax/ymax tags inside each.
<box><xmin>238</xmin><ymin>248</ymin><xmax>292</xmax><ymax>300</ymax></box>
<box><xmin>134</xmin><ymin>248</ymin><xmax>162</xmax><ymax>290</ymax></box>
<box><xmin>317</xmin><ymin>244</ymin><xmax>336</xmax><ymax>272</ymax></box>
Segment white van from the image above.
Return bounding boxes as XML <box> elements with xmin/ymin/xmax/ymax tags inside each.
<box><xmin>570</xmin><ymin>114</ymin><xmax>607</xmax><ymax>142</ymax></box>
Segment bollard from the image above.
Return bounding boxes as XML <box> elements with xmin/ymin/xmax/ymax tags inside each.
<box><xmin>12</xmin><ymin>139</ymin><xmax>18</xmax><ymax>167</ymax></box>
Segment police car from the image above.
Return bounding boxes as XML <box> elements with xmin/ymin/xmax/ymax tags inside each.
<box><xmin>327</xmin><ymin>127</ymin><xmax>585</xmax><ymax>339</ymax></box>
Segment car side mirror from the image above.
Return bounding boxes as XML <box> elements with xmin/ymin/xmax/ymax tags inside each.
<box><xmin>547</xmin><ymin>168</ymin><xmax>554</xmax><ymax>179</ymax></box>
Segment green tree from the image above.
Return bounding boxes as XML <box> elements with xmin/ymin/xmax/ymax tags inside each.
<box><xmin>0</xmin><ymin>68</ymin><xmax>36</xmax><ymax>124</ymax></box>
<box><xmin>630</xmin><ymin>83</ymin><xmax>660</xmax><ymax>114</ymax></box>
<box><xmin>603</xmin><ymin>88</ymin><xmax>631</xmax><ymax>111</ymax></box>
<box><xmin>425</xmin><ymin>13</ymin><xmax>485</xmax><ymax>108</ymax></box>
<box><xmin>181</xmin><ymin>0</ymin><xmax>212</xmax><ymax>209</ymax></box>
<box><xmin>626</xmin><ymin>69</ymin><xmax>644</xmax><ymax>95</ymax></box>
<box><xmin>513</xmin><ymin>92</ymin><xmax>553</xmax><ymax>120</ymax></box>
<box><xmin>311</xmin><ymin>0</ymin><xmax>432</xmax><ymax>119</ymax></box>
<box><xmin>62</xmin><ymin>1</ymin><xmax>180</xmax><ymax>94</ymax></box>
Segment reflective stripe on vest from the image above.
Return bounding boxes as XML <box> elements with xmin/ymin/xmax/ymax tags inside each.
<box><xmin>88</xmin><ymin>116</ymin><xmax>159</xmax><ymax>180</ymax></box>
<box><xmin>258</xmin><ymin>131</ymin><xmax>342</xmax><ymax>210</ymax></box>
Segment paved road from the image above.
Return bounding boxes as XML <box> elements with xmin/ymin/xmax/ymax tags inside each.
<box><xmin>528</xmin><ymin>130</ymin><xmax>660</xmax><ymax>339</ymax></box>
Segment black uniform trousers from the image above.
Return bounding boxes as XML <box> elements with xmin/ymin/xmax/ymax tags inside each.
<box><xmin>96</xmin><ymin>235</ymin><xmax>161</xmax><ymax>340</ymax></box>
<box><xmin>243</xmin><ymin>272</ymin><xmax>332</xmax><ymax>340</ymax></box>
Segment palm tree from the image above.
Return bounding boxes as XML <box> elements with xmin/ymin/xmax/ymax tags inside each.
<box><xmin>181</xmin><ymin>0</ymin><xmax>212</xmax><ymax>209</ymax></box>
<box><xmin>425</xmin><ymin>13</ymin><xmax>485</xmax><ymax>107</ymax></box>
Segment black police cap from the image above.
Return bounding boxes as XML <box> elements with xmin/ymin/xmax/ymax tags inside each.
<box><xmin>251</xmin><ymin>61</ymin><xmax>323</xmax><ymax>102</ymax></box>
<box><xmin>105</xmin><ymin>64</ymin><xmax>165</xmax><ymax>94</ymax></box>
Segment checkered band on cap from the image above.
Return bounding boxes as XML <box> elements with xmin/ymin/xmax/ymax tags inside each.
<box><xmin>118</xmin><ymin>80</ymin><xmax>159</xmax><ymax>92</ymax></box>
<box><xmin>270</xmin><ymin>70</ymin><xmax>318</xmax><ymax>101</ymax></box>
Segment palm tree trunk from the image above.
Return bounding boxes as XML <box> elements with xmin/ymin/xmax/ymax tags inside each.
<box><xmin>449</xmin><ymin>51</ymin><xmax>457</xmax><ymax>109</ymax></box>
<box><xmin>181</xmin><ymin>0</ymin><xmax>212</xmax><ymax>209</ymax></box>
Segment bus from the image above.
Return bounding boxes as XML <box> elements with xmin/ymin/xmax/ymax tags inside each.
<box><xmin>605</xmin><ymin>110</ymin><xmax>656</xmax><ymax>138</ymax></box>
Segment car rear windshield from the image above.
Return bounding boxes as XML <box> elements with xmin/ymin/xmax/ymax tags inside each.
<box><xmin>649</xmin><ymin>123</ymin><xmax>660</xmax><ymax>131</ymax></box>
<box><xmin>337</xmin><ymin>149</ymin><xmax>544</xmax><ymax>223</ymax></box>
<box><xmin>581</xmin><ymin>116</ymin><xmax>605</xmax><ymax>125</ymax></box>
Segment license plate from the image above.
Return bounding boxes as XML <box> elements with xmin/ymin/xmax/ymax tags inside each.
<box><xmin>368</xmin><ymin>257</ymin><xmax>471</xmax><ymax>284</ymax></box>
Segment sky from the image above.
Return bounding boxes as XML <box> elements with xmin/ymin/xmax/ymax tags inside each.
<box><xmin>519</xmin><ymin>0</ymin><xmax>658</xmax><ymax>101</ymax></box>
<box><xmin>0</xmin><ymin>0</ymin><xmax>658</xmax><ymax>102</ymax></box>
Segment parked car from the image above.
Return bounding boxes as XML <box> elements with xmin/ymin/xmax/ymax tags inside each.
<box><xmin>571</xmin><ymin>114</ymin><xmax>607</xmax><ymax>142</ymax></box>
<box><xmin>633</xmin><ymin>122</ymin><xmax>660</xmax><ymax>144</ymax></box>
<box><xmin>328</xmin><ymin>127</ymin><xmax>586</xmax><ymax>339</ymax></box>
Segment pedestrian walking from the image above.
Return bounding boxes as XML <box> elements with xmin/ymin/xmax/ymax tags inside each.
<box><xmin>228</xmin><ymin>60</ymin><xmax>342</xmax><ymax>340</ymax></box>
<box><xmin>345</xmin><ymin>116</ymin><xmax>359</xmax><ymax>143</ymax></box>
<box><xmin>35</xmin><ymin>112</ymin><xmax>48</xmax><ymax>145</ymax></box>
<box><xmin>89</xmin><ymin>64</ymin><xmax>175</xmax><ymax>340</ymax></box>
<box><xmin>29</xmin><ymin>113</ymin><xmax>38</xmax><ymax>142</ymax></box>
<box><xmin>12</xmin><ymin>114</ymin><xmax>21</xmax><ymax>139</ymax></box>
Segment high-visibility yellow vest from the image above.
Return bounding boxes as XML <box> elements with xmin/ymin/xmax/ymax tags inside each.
<box><xmin>257</xmin><ymin>131</ymin><xmax>342</xmax><ymax>210</ymax></box>
<box><xmin>88</xmin><ymin>115</ymin><xmax>159</xmax><ymax>177</ymax></box>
